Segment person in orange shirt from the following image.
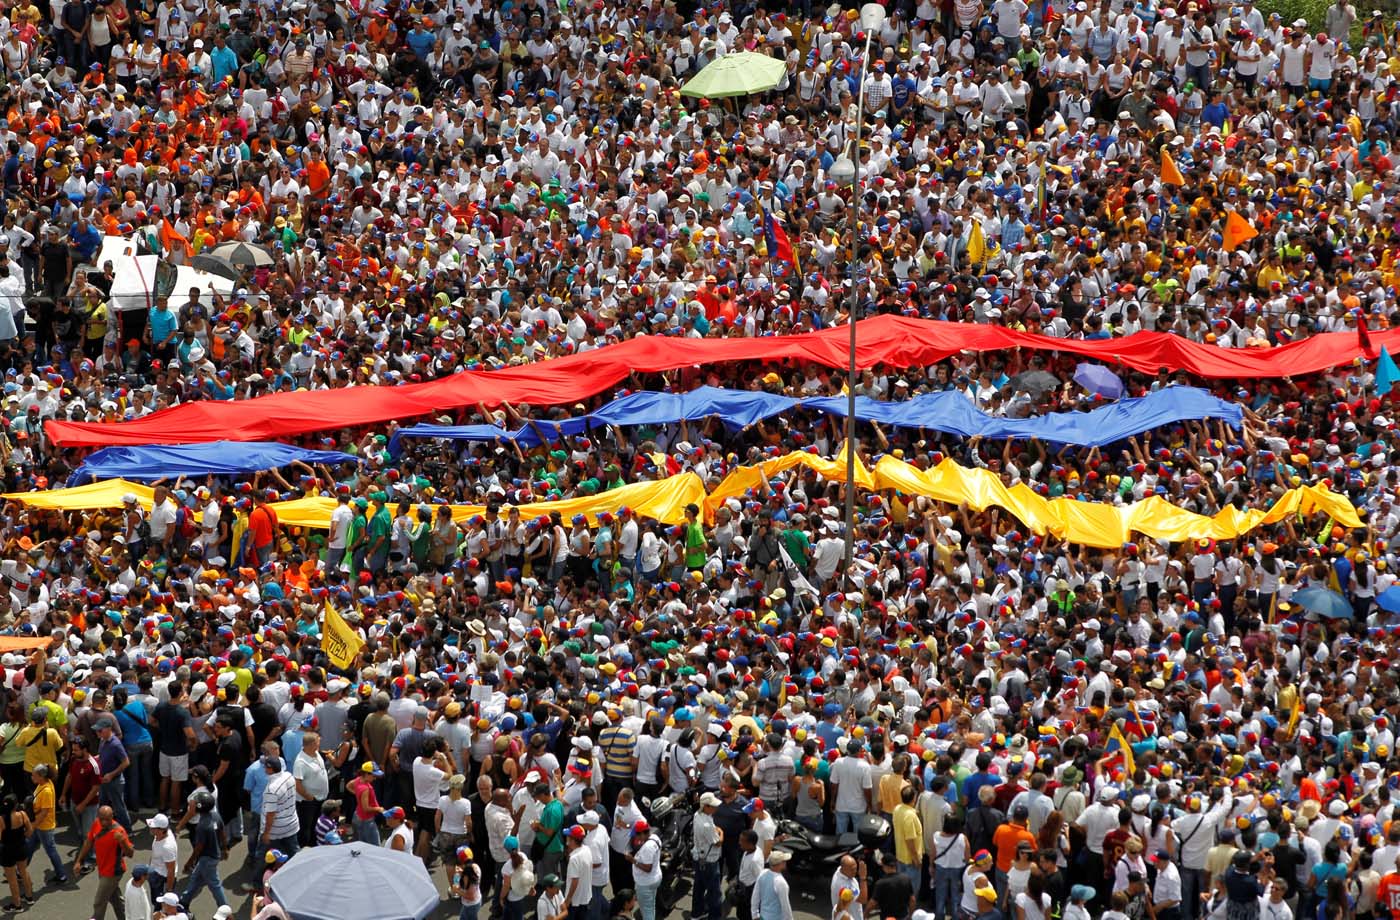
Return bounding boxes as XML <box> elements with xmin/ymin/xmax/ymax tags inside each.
<box><xmin>992</xmin><ymin>804</ymin><xmax>1037</xmax><ymax>880</ymax></box>
<box><xmin>304</xmin><ymin>147</ymin><xmax>331</xmax><ymax>202</ymax></box>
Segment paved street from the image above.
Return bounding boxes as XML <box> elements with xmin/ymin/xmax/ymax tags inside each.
<box><xmin>31</xmin><ymin>820</ymin><xmax>835</xmax><ymax>920</ymax></box>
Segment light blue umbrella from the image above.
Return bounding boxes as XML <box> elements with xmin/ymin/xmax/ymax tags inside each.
<box><xmin>1289</xmin><ymin>586</ymin><xmax>1354</xmax><ymax>620</ymax></box>
<box><xmin>266</xmin><ymin>844</ymin><xmax>439</xmax><ymax>920</ymax></box>
<box><xmin>1072</xmin><ymin>363</ymin><xmax>1124</xmax><ymax>399</ymax></box>
<box><xmin>1377</xmin><ymin>585</ymin><xmax>1400</xmax><ymax>614</ymax></box>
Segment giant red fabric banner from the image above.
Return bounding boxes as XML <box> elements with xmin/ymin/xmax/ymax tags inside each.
<box><xmin>47</xmin><ymin>316</ymin><xmax>1398</xmax><ymax>447</ymax></box>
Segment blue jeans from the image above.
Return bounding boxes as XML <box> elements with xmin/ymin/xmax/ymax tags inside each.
<box><xmin>268</xmin><ymin>834</ymin><xmax>299</xmax><ymax>858</ymax></box>
<box><xmin>459</xmin><ymin>904</ymin><xmax>480</xmax><ymax>920</ymax></box>
<box><xmin>934</xmin><ymin>865</ymin><xmax>962</xmax><ymax>920</ymax></box>
<box><xmin>1181</xmin><ymin>867</ymin><xmax>1206</xmax><ymax>920</ymax></box>
<box><xmin>125</xmin><ymin>743</ymin><xmax>154</xmax><ymax>811</ymax></box>
<box><xmin>835</xmin><ymin>811</ymin><xmax>863</xmax><ymax>834</ymax></box>
<box><xmin>695</xmin><ymin>860</ymin><xmax>723</xmax><ymax>920</ymax></box>
<box><xmin>28</xmin><ymin>827</ymin><xmax>66</xmax><ymax>880</ymax></box>
<box><xmin>900</xmin><ymin>862</ymin><xmax>921</xmax><ymax>888</ymax></box>
<box><xmin>591</xmin><ymin>884</ymin><xmax>607</xmax><ymax>920</ymax></box>
<box><xmin>637</xmin><ymin>882</ymin><xmax>660</xmax><ymax>920</ymax></box>
<box><xmin>182</xmin><ymin>855</ymin><xmax>228</xmax><ymax>908</ymax></box>
<box><xmin>100</xmin><ymin>777</ymin><xmax>132</xmax><ymax>831</ymax></box>
<box><xmin>71</xmin><ymin>803</ymin><xmax>98</xmax><ymax>869</ymax></box>
<box><xmin>354</xmin><ymin>816</ymin><xmax>380</xmax><ymax>846</ymax></box>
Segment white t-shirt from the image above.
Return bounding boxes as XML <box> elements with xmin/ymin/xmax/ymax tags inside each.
<box><xmin>438</xmin><ymin>793</ymin><xmax>472</xmax><ymax>834</ymax></box>
<box><xmin>567</xmin><ymin>846</ymin><xmax>594</xmax><ymax>905</ymax></box>
<box><xmin>293</xmin><ymin>751</ymin><xmax>330</xmax><ymax>801</ymax></box>
<box><xmin>147</xmin><ymin>498</ymin><xmax>178</xmax><ymax>542</ymax></box>
<box><xmin>829</xmin><ymin>756</ymin><xmax>873</xmax><ymax>813</ymax></box>
<box><xmin>633</xmin><ymin>836</ymin><xmax>663</xmax><ymax>886</ymax></box>
<box><xmin>413</xmin><ymin>758</ymin><xmax>447</xmax><ymax>809</ymax></box>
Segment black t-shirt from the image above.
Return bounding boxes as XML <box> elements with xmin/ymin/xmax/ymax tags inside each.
<box><xmin>193</xmin><ymin>811</ymin><xmax>225</xmax><ymax>860</ymax></box>
<box><xmin>216</xmin><ymin>732</ymin><xmax>245</xmax><ymax>805</ymax></box>
<box><xmin>154</xmin><ymin>701</ymin><xmax>191</xmax><ymax>757</ymax></box>
<box><xmin>873</xmin><ymin>872</ymin><xmax>914</xmax><ymax>920</ymax></box>
<box><xmin>250</xmin><ymin>702</ymin><xmax>278</xmax><ymax>750</ymax></box>
<box><xmin>1271</xmin><ymin>842</ymin><xmax>1304</xmax><ymax>890</ymax></box>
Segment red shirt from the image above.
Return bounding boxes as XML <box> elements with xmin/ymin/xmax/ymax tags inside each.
<box><xmin>86</xmin><ymin>820</ymin><xmax>131</xmax><ymax>878</ymax></box>
<box><xmin>67</xmin><ymin>754</ymin><xmax>100</xmax><ymax>810</ymax></box>
<box><xmin>248</xmin><ymin>505</ymin><xmax>278</xmax><ymax>549</ymax></box>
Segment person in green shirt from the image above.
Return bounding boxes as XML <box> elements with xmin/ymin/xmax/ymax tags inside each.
<box><xmin>367</xmin><ymin>493</ymin><xmax>392</xmax><ymax>572</ymax></box>
<box><xmin>347</xmin><ymin>497</ymin><xmax>369</xmax><ymax>576</ymax></box>
<box><xmin>409</xmin><ymin>505</ymin><xmax>432</xmax><ymax>569</ymax></box>
<box><xmin>532</xmin><ymin>784</ymin><xmax>565</xmax><ymax>880</ymax></box>
<box><xmin>683</xmin><ymin>503</ymin><xmax>707</xmax><ymax>571</ymax></box>
<box><xmin>782</xmin><ymin>519</ymin><xmax>811</xmax><ymax>570</ymax></box>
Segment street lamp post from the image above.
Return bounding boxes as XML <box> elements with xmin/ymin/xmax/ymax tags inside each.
<box><xmin>831</xmin><ymin>2</ymin><xmax>887</xmax><ymax>587</ymax></box>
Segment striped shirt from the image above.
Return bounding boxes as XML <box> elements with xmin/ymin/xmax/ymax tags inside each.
<box><xmin>597</xmin><ymin>725</ymin><xmax>636</xmax><ymax>780</ymax></box>
<box><xmin>261</xmin><ymin>772</ymin><xmax>300</xmax><ymax>840</ymax></box>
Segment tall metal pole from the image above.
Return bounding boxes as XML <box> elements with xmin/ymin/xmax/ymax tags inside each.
<box><xmin>842</xmin><ymin>24</ymin><xmax>877</xmax><ymax>586</ymax></box>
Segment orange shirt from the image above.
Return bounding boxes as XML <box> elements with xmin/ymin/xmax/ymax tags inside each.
<box><xmin>1378</xmin><ymin>872</ymin><xmax>1400</xmax><ymax>920</ymax></box>
<box><xmin>305</xmin><ymin>159</ymin><xmax>331</xmax><ymax>199</ymax></box>
<box><xmin>992</xmin><ymin>822</ymin><xmax>1036</xmax><ymax>873</ymax></box>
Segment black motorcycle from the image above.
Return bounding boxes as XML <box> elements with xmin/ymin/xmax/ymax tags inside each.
<box><xmin>647</xmin><ymin>792</ymin><xmax>695</xmax><ymax>916</ymax></box>
<box><xmin>774</xmin><ymin>813</ymin><xmax>891</xmax><ymax>880</ymax></box>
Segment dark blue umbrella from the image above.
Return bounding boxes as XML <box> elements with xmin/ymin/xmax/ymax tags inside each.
<box><xmin>1073</xmin><ymin>363</ymin><xmax>1124</xmax><ymax>399</ymax></box>
<box><xmin>1377</xmin><ymin>585</ymin><xmax>1400</xmax><ymax>614</ymax></box>
<box><xmin>1289</xmin><ymin>586</ymin><xmax>1354</xmax><ymax>620</ymax></box>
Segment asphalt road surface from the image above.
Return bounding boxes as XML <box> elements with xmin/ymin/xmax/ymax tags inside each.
<box><xmin>33</xmin><ymin>820</ymin><xmax>836</xmax><ymax>920</ymax></box>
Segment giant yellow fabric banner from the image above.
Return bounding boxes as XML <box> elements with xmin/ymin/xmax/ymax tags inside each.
<box><xmin>704</xmin><ymin>443</ymin><xmax>874</xmax><ymax>517</ymax></box>
<box><xmin>267</xmin><ymin>472</ymin><xmax>709</xmax><ymax>529</ymax></box>
<box><xmin>3</xmin><ymin>458</ymin><xmax>1359</xmax><ymax>549</ymax></box>
<box><xmin>868</xmin><ymin>456</ymin><xmax>1362</xmax><ymax>546</ymax></box>
<box><xmin>1</xmin><ymin>480</ymin><xmax>155</xmax><ymax>510</ymax></box>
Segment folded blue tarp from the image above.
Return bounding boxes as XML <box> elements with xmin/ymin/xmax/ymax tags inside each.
<box><xmin>72</xmin><ymin>441</ymin><xmax>361</xmax><ymax>483</ymax></box>
<box><xmin>389</xmin><ymin>385</ymin><xmax>1242</xmax><ymax>454</ymax></box>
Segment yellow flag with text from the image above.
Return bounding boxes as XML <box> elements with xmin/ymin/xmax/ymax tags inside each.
<box><xmin>323</xmin><ymin>601</ymin><xmax>365</xmax><ymax>669</ymax></box>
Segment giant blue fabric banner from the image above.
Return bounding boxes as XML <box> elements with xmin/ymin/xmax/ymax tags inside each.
<box><xmin>389</xmin><ymin>385</ymin><xmax>1242</xmax><ymax>454</ymax></box>
<box><xmin>72</xmin><ymin>441</ymin><xmax>362</xmax><ymax>483</ymax></box>
<box><xmin>801</xmin><ymin>386</ymin><xmax>1244</xmax><ymax>445</ymax></box>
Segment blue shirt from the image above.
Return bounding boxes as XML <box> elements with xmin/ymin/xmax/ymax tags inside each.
<box><xmin>963</xmin><ymin>770</ymin><xmax>999</xmax><ymax>807</ymax></box>
<box><xmin>406</xmin><ymin>28</ymin><xmax>435</xmax><ymax>58</ymax></box>
<box><xmin>210</xmin><ymin>45</ymin><xmax>239</xmax><ymax>82</ymax></box>
<box><xmin>149</xmin><ymin>307</ymin><xmax>177</xmax><ymax>346</ymax></box>
<box><xmin>115</xmin><ymin>703</ymin><xmax>152</xmax><ymax>747</ymax></box>
<box><xmin>242</xmin><ymin>755</ymin><xmax>284</xmax><ymax>812</ymax></box>
<box><xmin>98</xmin><ymin>735</ymin><xmax>128</xmax><ymax>774</ymax></box>
<box><xmin>755</xmin><ymin>868</ymin><xmax>787</xmax><ymax>920</ymax></box>
<box><xmin>70</xmin><ymin>223</ymin><xmax>100</xmax><ymax>262</ymax></box>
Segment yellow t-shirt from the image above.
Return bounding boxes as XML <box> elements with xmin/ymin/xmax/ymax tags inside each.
<box><xmin>15</xmin><ymin>725</ymin><xmax>59</xmax><ymax>771</ymax></box>
<box><xmin>893</xmin><ymin>802</ymin><xmax>924</xmax><ymax>864</ymax></box>
<box><xmin>219</xmin><ymin>666</ymin><xmax>254</xmax><ymax>696</ymax></box>
<box><xmin>32</xmin><ymin>779</ymin><xmax>55</xmax><ymax>831</ymax></box>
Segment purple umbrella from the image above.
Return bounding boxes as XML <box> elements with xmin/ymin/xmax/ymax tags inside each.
<box><xmin>1073</xmin><ymin>363</ymin><xmax>1124</xmax><ymax>399</ymax></box>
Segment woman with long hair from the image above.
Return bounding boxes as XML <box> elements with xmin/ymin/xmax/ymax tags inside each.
<box><xmin>452</xmin><ymin>845</ymin><xmax>483</xmax><ymax>920</ymax></box>
<box><xmin>0</xmin><ymin>792</ymin><xmax>33</xmax><ymax>909</ymax></box>
<box><xmin>1038</xmin><ymin>810</ymin><xmax>1071</xmax><ymax>868</ymax></box>
<box><xmin>0</xmin><ymin>704</ymin><xmax>27</xmax><ymax>798</ymax></box>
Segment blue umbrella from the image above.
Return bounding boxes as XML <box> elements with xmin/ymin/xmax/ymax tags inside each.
<box><xmin>266</xmin><ymin>843</ymin><xmax>439</xmax><ymax>920</ymax></box>
<box><xmin>1073</xmin><ymin>363</ymin><xmax>1124</xmax><ymax>399</ymax></box>
<box><xmin>1289</xmin><ymin>586</ymin><xmax>1355</xmax><ymax>620</ymax></box>
<box><xmin>1377</xmin><ymin>585</ymin><xmax>1400</xmax><ymax>614</ymax></box>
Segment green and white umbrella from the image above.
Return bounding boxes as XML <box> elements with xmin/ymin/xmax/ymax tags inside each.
<box><xmin>680</xmin><ymin>51</ymin><xmax>787</xmax><ymax>99</ymax></box>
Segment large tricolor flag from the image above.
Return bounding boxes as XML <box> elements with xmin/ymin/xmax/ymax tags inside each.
<box><xmin>764</xmin><ymin>211</ymin><xmax>796</xmax><ymax>274</ymax></box>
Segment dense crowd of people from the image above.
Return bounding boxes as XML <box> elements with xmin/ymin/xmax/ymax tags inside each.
<box><xmin>0</xmin><ymin>0</ymin><xmax>1395</xmax><ymax>919</ymax></box>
